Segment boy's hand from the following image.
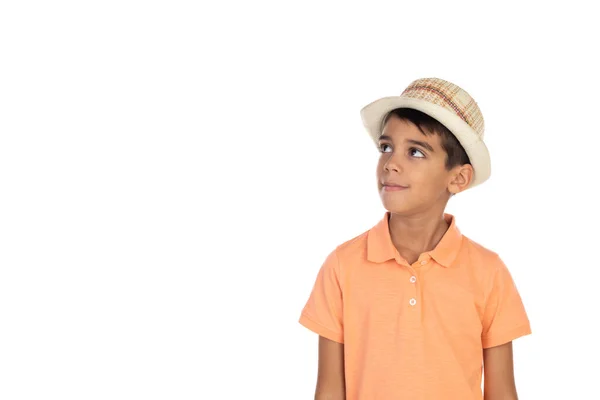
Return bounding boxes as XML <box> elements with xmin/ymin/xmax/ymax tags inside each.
<box><xmin>483</xmin><ymin>341</ymin><xmax>519</xmax><ymax>400</ymax></box>
<box><xmin>315</xmin><ymin>336</ymin><xmax>345</xmax><ymax>400</ymax></box>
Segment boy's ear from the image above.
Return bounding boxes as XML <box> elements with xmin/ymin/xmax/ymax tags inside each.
<box><xmin>448</xmin><ymin>164</ymin><xmax>474</xmax><ymax>195</ymax></box>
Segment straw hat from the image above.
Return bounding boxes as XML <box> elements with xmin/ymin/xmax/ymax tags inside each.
<box><xmin>360</xmin><ymin>77</ymin><xmax>491</xmax><ymax>188</ymax></box>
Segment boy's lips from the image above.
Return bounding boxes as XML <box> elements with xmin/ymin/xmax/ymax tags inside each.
<box><xmin>383</xmin><ymin>185</ymin><xmax>408</xmax><ymax>192</ymax></box>
<box><xmin>382</xmin><ymin>182</ymin><xmax>409</xmax><ymax>191</ymax></box>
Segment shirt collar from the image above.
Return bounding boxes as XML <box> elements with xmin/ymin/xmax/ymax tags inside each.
<box><xmin>367</xmin><ymin>211</ymin><xmax>463</xmax><ymax>268</ymax></box>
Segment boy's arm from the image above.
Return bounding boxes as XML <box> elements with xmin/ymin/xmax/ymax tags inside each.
<box><xmin>315</xmin><ymin>336</ymin><xmax>345</xmax><ymax>400</ymax></box>
<box><xmin>483</xmin><ymin>341</ymin><xmax>518</xmax><ymax>400</ymax></box>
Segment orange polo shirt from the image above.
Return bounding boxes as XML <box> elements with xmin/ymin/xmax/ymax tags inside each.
<box><xmin>299</xmin><ymin>212</ymin><xmax>531</xmax><ymax>399</ymax></box>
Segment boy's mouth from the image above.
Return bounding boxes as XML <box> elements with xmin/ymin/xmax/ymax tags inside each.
<box><xmin>383</xmin><ymin>185</ymin><xmax>408</xmax><ymax>192</ymax></box>
<box><xmin>382</xmin><ymin>182</ymin><xmax>409</xmax><ymax>191</ymax></box>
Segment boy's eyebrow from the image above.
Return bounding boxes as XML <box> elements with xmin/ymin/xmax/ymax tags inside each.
<box><xmin>378</xmin><ymin>135</ymin><xmax>435</xmax><ymax>152</ymax></box>
<box><xmin>407</xmin><ymin>139</ymin><xmax>435</xmax><ymax>152</ymax></box>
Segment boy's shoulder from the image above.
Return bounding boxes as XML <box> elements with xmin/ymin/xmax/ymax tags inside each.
<box><xmin>334</xmin><ymin>227</ymin><xmax>371</xmax><ymax>254</ymax></box>
<box><xmin>324</xmin><ymin>222</ymin><xmax>374</xmax><ymax>262</ymax></box>
<box><xmin>460</xmin><ymin>233</ymin><xmax>506</xmax><ymax>273</ymax></box>
<box><xmin>461</xmin><ymin>233</ymin><xmax>498</xmax><ymax>256</ymax></box>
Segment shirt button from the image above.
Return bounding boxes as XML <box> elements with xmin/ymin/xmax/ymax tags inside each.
<box><xmin>420</xmin><ymin>260</ymin><xmax>427</xmax><ymax>265</ymax></box>
<box><xmin>409</xmin><ymin>276</ymin><xmax>417</xmax><ymax>283</ymax></box>
<box><xmin>409</xmin><ymin>298</ymin><xmax>417</xmax><ymax>306</ymax></box>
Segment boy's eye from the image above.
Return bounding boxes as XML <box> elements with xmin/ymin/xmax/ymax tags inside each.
<box><xmin>409</xmin><ymin>148</ymin><xmax>425</xmax><ymax>158</ymax></box>
<box><xmin>379</xmin><ymin>143</ymin><xmax>392</xmax><ymax>153</ymax></box>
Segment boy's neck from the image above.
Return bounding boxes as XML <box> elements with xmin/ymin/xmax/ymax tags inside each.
<box><xmin>388</xmin><ymin>208</ymin><xmax>450</xmax><ymax>265</ymax></box>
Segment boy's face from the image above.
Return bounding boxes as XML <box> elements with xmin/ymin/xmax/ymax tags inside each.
<box><xmin>376</xmin><ymin>115</ymin><xmax>466</xmax><ymax>215</ymax></box>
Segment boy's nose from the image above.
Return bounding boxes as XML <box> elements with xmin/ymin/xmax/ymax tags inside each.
<box><xmin>384</xmin><ymin>157</ymin><xmax>403</xmax><ymax>173</ymax></box>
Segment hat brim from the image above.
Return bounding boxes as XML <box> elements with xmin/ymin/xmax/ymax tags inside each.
<box><xmin>360</xmin><ymin>96</ymin><xmax>491</xmax><ymax>189</ymax></box>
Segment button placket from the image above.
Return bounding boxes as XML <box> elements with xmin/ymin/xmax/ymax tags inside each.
<box><xmin>405</xmin><ymin>266</ymin><xmax>419</xmax><ymax>312</ymax></box>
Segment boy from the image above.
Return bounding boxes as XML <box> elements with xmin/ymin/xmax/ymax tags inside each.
<box><xmin>298</xmin><ymin>78</ymin><xmax>531</xmax><ymax>399</ymax></box>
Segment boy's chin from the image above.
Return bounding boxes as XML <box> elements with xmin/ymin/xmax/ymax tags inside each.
<box><xmin>380</xmin><ymin>200</ymin><xmax>413</xmax><ymax>214</ymax></box>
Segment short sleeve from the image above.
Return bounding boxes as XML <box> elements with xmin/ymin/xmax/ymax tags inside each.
<box><xmin>481</xmin><ymin>255</ymin><xmax>532</xmax><ymax>349</ymax></box>
<box><xmin>298</xmin><ymin>248</ymin><xmax>344</xmax><ymax>343</ymax></box>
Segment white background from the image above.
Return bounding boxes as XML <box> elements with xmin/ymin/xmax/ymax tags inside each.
<box><xmin>1</xmin><ymin>1</ymin><xmax>599</xmax><ymax>399</ymax></box>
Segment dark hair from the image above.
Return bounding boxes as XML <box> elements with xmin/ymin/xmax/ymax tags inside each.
<box><xmin>382</xmin><ymin>108</ymin><xmax>471</xmax><ymax>170</ymax></box>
